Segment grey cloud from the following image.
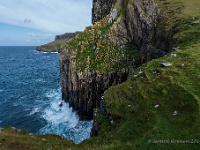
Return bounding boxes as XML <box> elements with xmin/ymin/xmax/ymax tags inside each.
<box><xmin>24</xmin><ymin>18</ymin><xmax>34</xmax><ymax>24</ymax></box>
<box><xmin>0</xmin><ymin>0</ymin><xmax>92</xmax><ymax>33</ymax></box>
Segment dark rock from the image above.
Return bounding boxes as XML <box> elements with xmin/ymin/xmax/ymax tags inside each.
<box><xmin>60</xmin><ymin>53</ymin><xmax>129</xmax><ymax>119</ymax></box>
<box><xmin>60</xmin><ymin>0</ymin><xmax>176</xmax><ymax>120</ymax></box>
<box><xmin>100</xmin><ymin>98</ymin><xmax>107</xmax><ymax>115</ymax></box>
<box><xmin>92</xmin><ymin>0</ymin><xmax>116</xmax><ymax>24</ymax></box>
<box><xmin>90</xmin><ymin>109</ymin><xmax>100</xmax><ymax>136</ymax></box>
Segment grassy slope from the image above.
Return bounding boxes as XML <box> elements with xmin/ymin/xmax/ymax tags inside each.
<box><xmin>0</xmin><ymin>0</ymin><xmax>200</xmax><ymax>149</ymax></box>
<box><xmin>37</xmin><ymin>39</ymin><xmax>68</xmax><ymax>52</ymax></box>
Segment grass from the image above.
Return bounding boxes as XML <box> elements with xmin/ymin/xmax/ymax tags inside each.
<box><xmin>36</xmin><ymin>39</ymin><xmax>68</xmax><ymax>52</ymax></box>
<box><xmin>1</xmin><ymin>0</ymin><xmax>200</xmax><ymax>149</ymax></box>
<box><xmin>102</xmin><ymin>39</ymin><xmax>200</xmax><ymax>149</ymax></box>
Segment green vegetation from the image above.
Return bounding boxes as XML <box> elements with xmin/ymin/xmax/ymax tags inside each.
<box><xmin>101</xmin><ymin>40</ymin><xmax>200</xmax><ymax>149</ymax></box>
<box><xmin>66</xmin><ymin>11</ymin><xmax>134</xmax><ymax>73</ymax></box>
<box><xmin>37</xmin><ymin>39</ymin><xmax>67</xmax><ymax>52</ymax></box>
<box><xmin>1</xmin><ymin>0</ymin><xmax>200</xmax><ymax>149</ymax></box>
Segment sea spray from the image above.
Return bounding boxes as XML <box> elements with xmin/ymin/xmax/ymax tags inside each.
<box><xmin>0</xmin><ymin>47</ymin><xmax>93</xmax><ymax>144</ymax></box>
<box><xmin>39</xmin><ymin>89</ymin><xmax>93</xmax><ymax>144</ymax></box>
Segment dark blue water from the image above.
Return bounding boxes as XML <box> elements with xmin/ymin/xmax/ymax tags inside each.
<box><xmin>0</xmin><ymin>46</ymin><xmax>92</xmax><ymax>144</ymax></box>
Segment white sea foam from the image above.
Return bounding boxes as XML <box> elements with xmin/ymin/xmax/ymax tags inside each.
<box><xmin>35</xmin><ymin>78</ymin><xmax>45</xmax><ymax>83</ymax></box>
<box><xmin>28</xmin><ymin>107</ymin><xmax>40</xmax><ymax>116</ymax></box>
<box><xmin>43</xmin><ymin>52</ymin><xmax>59</xmax><ymax>54</ymax></box>
<box><xmin>39</xmin><ymin>89</ymin><xmax>93</xmax><ymax>144</ymax></box>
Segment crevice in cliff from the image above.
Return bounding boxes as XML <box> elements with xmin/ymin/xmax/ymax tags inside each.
<box><xmin>60</xmin><ymin>0</ymin><xmax>181</xmax><ymax>125</ymax></box>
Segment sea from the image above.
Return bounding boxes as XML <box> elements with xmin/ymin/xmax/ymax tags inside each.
<box><xmin>0</xmin><ymin>46</ymin><xmax>93</xmax><ymax>144</ymax></box>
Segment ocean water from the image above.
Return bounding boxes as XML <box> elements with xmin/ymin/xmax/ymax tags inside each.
<box><xmin>0</xmin><ymin>46</ymin><xmax>93</xmax><ymax>144</ymax></box>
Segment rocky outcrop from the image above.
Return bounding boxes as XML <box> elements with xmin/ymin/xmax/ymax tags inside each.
<box><xmin>125</xmin><ymin>0</ymin><xmax>174</xmax><ymax>62</ymax></box>
<box><xmin>36</xmin><ymin>43</ymin><xmax>61</xmax><ymax>53</ymax></box>
<box><xmin>92</xmin><ymin>0</ymin><xmax>116</xmax><ymax>24</ymax></box>
<box><xmin>55</xmin><ymin>32</ymin><xmax>82</xmax><ymax>41</ymax></box>
<box><xmin>60</xmin><ymin>0</ymin><xmax>175</xmax><ymax>120</ymax></box>
<box><xmin>36</xmin><ymin>32</ymin><xmax>81</xmax><ymax>53</ymax></box>
<box><xmin>60</xmin><ymin>51</ymin><xmax>129</xmax><ymax>119</ymax></box>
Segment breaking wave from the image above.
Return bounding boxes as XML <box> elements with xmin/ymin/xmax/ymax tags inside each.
<box><xmin>39</xmin><ymin>89</ymin><xmax>93</xmax><ymax>144</ymax></box>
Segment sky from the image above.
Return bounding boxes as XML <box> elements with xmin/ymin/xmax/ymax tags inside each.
<box><xmin>0</xmin><ymin>0</ymin><xmax>92</xmax><ymax>46</ymax></box>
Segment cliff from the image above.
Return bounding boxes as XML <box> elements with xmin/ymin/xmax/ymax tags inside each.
<box><xmin>36</xmin><ymin>32</ymin><xmax>81</xmax><ymax>52</ymax></box>
<box><xmin>92</xmin><ymin>0</ymin><xmax>116</xmax><ymax>24</ymax></box>
<box><xmin>1</xmin><ymin>0</ymin><xmax>200</xmax><ymax>149</ymax></box>
<box><xmin>60</xmin><ymin>0</ymin><xmax>175</xmax><ymax>120</ymax></box>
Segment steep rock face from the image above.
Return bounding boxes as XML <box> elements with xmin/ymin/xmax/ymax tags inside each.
<box><xmin>60</xmin><ymin>48</ymin><xmax>129</xmax><ymax>119</ymax></box>
<box><xmin>60</xmin><ymin>0</ymin><xmax>174</xmax><ymax>120</ymax></box>
<box><xmin>92</xmin><ymin>0</ymin><xmax>116</xmax><ymax>24</ymax></box>
<box><xmin>125</xmin><ymin>0</ymin><xmax>173</xmax><ymax>62</ymax></box>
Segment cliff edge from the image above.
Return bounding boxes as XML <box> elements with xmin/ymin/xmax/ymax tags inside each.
<box><xmin>1</xmin><ymin>0</ymin><xmax>200</xmax><ymax>149</ymax></box>
<box><xmin>60</xmin><ymin>0</ymin><xmax>174</xmax><ymax>120</ymax></box>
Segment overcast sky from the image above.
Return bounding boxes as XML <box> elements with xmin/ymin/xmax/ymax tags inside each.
<box><xmin>0</xmin><ymin>0</ymin><xmax>92</xmax><ymax>46</ymax></box>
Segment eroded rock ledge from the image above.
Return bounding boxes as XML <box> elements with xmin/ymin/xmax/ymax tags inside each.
<box><xmin>60</xmin><ymin>0</ymin><xmax>175</xmax><ymax>120</ymax></box>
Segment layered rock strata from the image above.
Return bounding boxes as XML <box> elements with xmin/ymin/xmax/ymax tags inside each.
<box><xmin>92</xmin><ymin>0</ymin><xmax>116</xmax><ymax>24</ymax></box>
<box><xmin>60</xmin><ymin>0</ymin><xmax>174</xmax><ymax>120</ymax></box>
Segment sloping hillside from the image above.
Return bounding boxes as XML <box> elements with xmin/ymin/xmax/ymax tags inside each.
<box><xmin>0</xmin><ymin>0</ymin><xmax>200</xmax><ymax>149</ymax></box>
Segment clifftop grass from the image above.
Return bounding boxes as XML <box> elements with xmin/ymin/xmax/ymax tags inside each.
<box><xmin>101</xmin><ymin>40</ymin><xmax>200</xmax><ymax>149</ymax></box>
<box><xmin>64</xmin><ymin>3</ymin><xmax>135</xmax><ymax>74</ymax></box>
<box><xmin>0</xmin><ymin>0</ymin><xmax>200</xmax><ymax>149</ymax></box>
<box><xmin>36</xmin><ymin>39</ymin><xmax>67</xmax><ymax>52</ymax></box>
